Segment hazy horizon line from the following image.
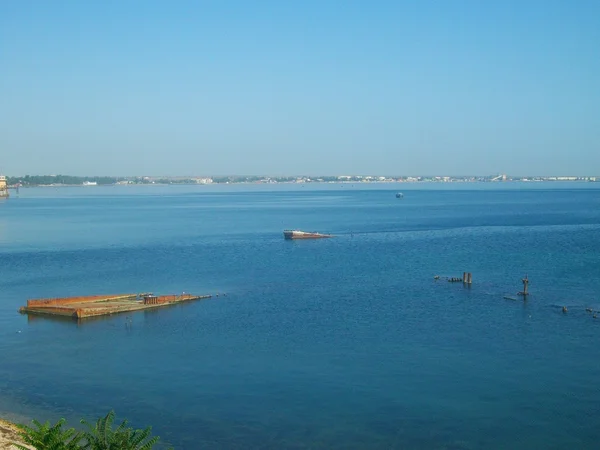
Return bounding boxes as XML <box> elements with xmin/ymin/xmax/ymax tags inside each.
<box><xmin>5</xmin><ymin>173</ymin><xmax>599</xmax><ymax>179</ymax></box>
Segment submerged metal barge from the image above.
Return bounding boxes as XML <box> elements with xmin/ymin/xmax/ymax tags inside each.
<box><xmin>19</xmin><ymin>292</ymin><xmax>211</xmax><ymax>320</ymax></box>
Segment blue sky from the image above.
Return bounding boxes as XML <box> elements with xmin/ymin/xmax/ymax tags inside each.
<box><xmin>1</xmin><ymin>0</ymin><xmax>598</xmax><ymax>176</ymax></box>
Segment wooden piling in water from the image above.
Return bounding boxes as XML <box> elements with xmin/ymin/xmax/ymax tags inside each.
<box><xmin>518</xmin><ymin>275</ymin><xmax>529</xmax><ymax>297</ymax></box>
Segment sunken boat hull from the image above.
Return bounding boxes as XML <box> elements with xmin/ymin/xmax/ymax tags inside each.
<box><xmin>283</xmin><ymin>230</ymin><xmax>333</xmax><ymax>240</ymax></box>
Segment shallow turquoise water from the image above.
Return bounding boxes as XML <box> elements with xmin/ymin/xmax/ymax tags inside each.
<box><xmin>1</xmin><ymin>183</ymin><xmax>600</xmax><ymax>449</ymax></box>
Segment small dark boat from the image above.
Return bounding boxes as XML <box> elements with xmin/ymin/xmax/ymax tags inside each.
<box><xmin>396</xmin><ymin>192</ymin><xmax>404</xmax><ymax>198</ymax></box>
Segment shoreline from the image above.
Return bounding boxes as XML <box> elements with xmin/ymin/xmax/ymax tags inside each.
<box><xmin>0</xmin><ymin>418</ymin><xmax>32</xmax><ymax>450</ymax></box>
<box><xmin>13</xmin><ymin>179</ymin><xmax>600</xmax><ymax>188</ymax></box>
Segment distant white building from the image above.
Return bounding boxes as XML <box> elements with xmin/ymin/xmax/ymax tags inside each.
<box><xmin>82</xmin><ymin>181</ymin><xmax>97</xmax><ymax>186</ymax></box>
<box><xmin>0</xmin><ymin>175</ymin><xmax>8</xmax><ymax>198</ymax></box>
<box><xmin>195</xmin><ymin>178</ymin><xmax>213</xmax><ymax>184</ymax></box>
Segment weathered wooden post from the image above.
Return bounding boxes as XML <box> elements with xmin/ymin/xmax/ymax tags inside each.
<box><xmin>463</xmin><ymin>272</ymin><xmax>472</xmax><ymax>284</ymax></box>
<box><xmin>519</xmin><ymin>275</ymin><xmax>529</xmax><ymax>297</ymax></box>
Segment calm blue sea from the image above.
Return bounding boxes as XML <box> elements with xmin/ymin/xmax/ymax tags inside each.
<box><xmin>1</xmin><ymin>183</ymin><xmax>600</xmax><ymax>449</ymax></box>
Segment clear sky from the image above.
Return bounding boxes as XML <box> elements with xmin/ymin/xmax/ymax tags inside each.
<box><xmin>1</xmin><ymin>1</ymin><xmax>599</xmax><ymax>176</ymax></box>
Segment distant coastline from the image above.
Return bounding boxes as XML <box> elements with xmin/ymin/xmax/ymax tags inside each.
<box><xmin>4</xmin><ymin>174</ymin><xmax>599</xmax><ymax>188</ymax></box>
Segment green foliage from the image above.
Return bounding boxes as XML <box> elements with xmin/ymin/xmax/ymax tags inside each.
<box><xmin>7</xmin><ymin>175</ymin><xmax>121</xmax><ymax>186</ymax></box>
<box><xmin>14</xmin><ymin>417</ymin><xmax>83</xmax><ymax>450</ymax></box>
<box><xmin>11</xmin><ymin>412</ymin><xmax>165</xmax><ymax>450</ymax></box>
<box><xmin>211</xmin><ymin>176</ymin><xmax>234</xmax><ymax>183</ymax></box>
<box><xmin>80</xmin><ymin>411</ymin><xmax>161</xmax><ymax>450</ymax></box>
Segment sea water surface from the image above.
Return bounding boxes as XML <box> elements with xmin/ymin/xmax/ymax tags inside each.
<box><xmin>1</xmin><ymin>183</ymin><xmax>600</xmax><ymax>449</ymax></box>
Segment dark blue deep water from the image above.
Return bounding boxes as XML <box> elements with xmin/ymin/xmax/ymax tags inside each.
<box><xmin>1</xmin><ymin>183</ymin><xmax>600</xmax><ymax>449</ymax></box>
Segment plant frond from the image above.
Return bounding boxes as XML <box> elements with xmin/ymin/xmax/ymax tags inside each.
<box><xmin>11</xmin><ymin>444</ymin><xmax>33</xmax><ymax>450</ymax></box>
<box><xmin>138</xmin><ymin>435</ymin><xmax>160</xmax><ymax>450</ymax></box>
<box><xmin>129</xmin><ymin>427</ymin><xmax>151</xmax><ymax>447</ymax></box>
